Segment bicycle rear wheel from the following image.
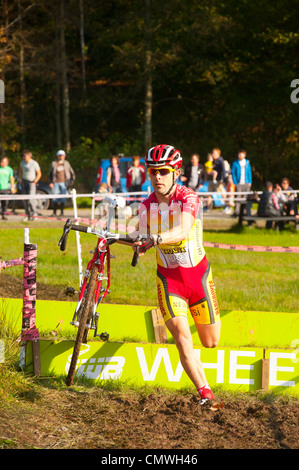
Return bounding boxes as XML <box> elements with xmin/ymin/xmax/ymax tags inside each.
<box><xmin>66</xmin><ymin>264</ymin><xmax>98</xmax><ymax>386</ymax></box>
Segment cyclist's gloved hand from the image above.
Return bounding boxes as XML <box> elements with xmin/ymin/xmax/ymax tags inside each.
<box><xmin>134</xmin><ymin>234</ymin><xmax>161</xmax><ymax>254</ymax></box>
<box><xmin>137</xmin><ymin>235</ymin><xmax>156</xmax><ymax>253</ymax></box>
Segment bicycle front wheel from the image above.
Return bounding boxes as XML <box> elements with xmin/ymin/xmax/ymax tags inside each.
<box><xmin>66</xmin><ymin>264</ymin><xmax>98</xmax><ymax>386</ymax></box>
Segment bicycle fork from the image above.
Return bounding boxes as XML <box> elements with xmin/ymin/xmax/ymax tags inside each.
<box><xmin>70</xmin><ymin>245</ymin><xmax>111</xmax><ymax>340</ymax></box>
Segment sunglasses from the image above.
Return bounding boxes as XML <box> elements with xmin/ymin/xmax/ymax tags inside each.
<box><xmin>148</xmin><ymin>167</ymin><xmax>176</xmax><ymax>176</ymax></box>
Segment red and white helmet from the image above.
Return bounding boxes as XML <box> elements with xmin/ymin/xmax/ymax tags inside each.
<box><xmin>145</xmin><ymin>144</ymin><xmax>182</xmax><ymax>169</ymax></box>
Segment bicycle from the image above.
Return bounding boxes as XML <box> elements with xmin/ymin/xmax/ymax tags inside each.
<box><xmin>58</xmin><ymin>196</ymin><xmax>146</xmax><ymax>386</ymax></box>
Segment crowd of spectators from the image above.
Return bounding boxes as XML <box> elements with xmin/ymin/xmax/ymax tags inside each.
<box><xmin>179</xmin><ymin>147</ymin><xmax>298</xmax><ymax>226</ymax></box>
<box><xmin>0</xmin><ymin>149</ymin><xmax>75</xmax><ymax>221</ymax></box>
<box><xmin>0</xmin><ymin>147</ymin><xmax>297</xmax><ymax>229</ymax></box>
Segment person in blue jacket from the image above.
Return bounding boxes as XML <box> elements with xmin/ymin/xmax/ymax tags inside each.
<box><xmin>231</xmin><ymin>150</ymin><xmax>252</xmax><ymax>216</ymax></box>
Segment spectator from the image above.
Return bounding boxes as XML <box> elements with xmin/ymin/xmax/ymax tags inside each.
<box><xmin>181</xmin><ymin>153</ymin><xmax>206</xmax><ymax>190</ymax></box>
<box><xmin>49</xmin><ymin>150</ymin><xmax>75</xmax><ymax>217</ymax></box>
<box><xmin>107</xmin><ymin>155</ymin><xmax>122</xmax><ymax>193</ymax></box>
<box><xmin>19</xmin><ymin>149</ymin><xmax>41</xmax><ymax>221</ymax></box>
<box><xmin>281</xmin><ymin>177</ymin><xmax>297</xmax><ymax>215</ymax></box>
<box><xmin>95</xmin><ymin>164</ymin><xmax>103</xmax><ymax>190</ymax></box>
<box><xmin>231</xmin><ymin>150</ymin><xmax>252</xmax><ymax>216</ymax></box>
<box><xmin>205</xmin><ymin>149</ymin><xmax>226</xmax><ymax>210</ymax></box>
<box><xmin>0</xmin><ymin>156</ymin><xmax>15</xmax><ymax>220</ymax></box>
<box><xmin>204</xmin><ymin>160</ymin><xmax>215</xmax><ymax>210</ymax></box>
<box><xmin>258</xmin><ymin>181</ymin><xmax>283</xmax><ymax>229</ymax></box>
<box><xmin>205</xmin><ymin>160</ymin><xmax>214</xmax><ymax>175</ymax></box>
<box><xmin>98</xmin><ymin>182</ymin><xmax>108</xmax><ymax>193</ymax></box>
<box><xmin>211</xmin><ymin>148</ymin><xmax>225</xmax><ymax>187</ymax></box>
<box><xmin>222</xmin><ymin>174</ymin><xmax>235</xmax><ymax>215</ymax></box>
<box><xmin>95</xmin><ymin>182</ymin><xmax>109</xmax><ymax>219</ymax></box>
<box><xmin>223</xmin><ymin>159</ymin><xmax>231</xmax><ymax>184</ymax></box>
<box><xmin>126</xmin><ymin>156</ymin><xmax>146</xmax><ymax>193</ymax></box>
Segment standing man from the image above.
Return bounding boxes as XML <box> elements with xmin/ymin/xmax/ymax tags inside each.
<box><xmin>181</xmin><ymin>153</ymin><xmax>206</xmax><ymax>191</ymax></box>
<box><xmin>211</xmin><ymin>148</ymin><xmax>225</xmax><ymax>188</ymax></box>
<box><xmin>19</xmin><ymin>150</ymin><xmax>41</xmax><ymax>221</ymax></box>
<box><xmin>206</xmin><ymin>149</ymin><xmax>226</xmax><ymax>211</ymax></box>
<box><xmin>49</xmin><ymin>150</ymin><xmax>75</xmax><ymax>217</ymax></box>
<box><xmin>133</xmin><ymin>144</ymin><xmax>221</xmax><ymax>405</ymax></box>
<box><xmin>231</xmin><ymin>150</ymin><xmax>252</xmax><ymax>216</ymax></box>
<box><xmin>0</xmin><ymin>156</ymin><xmax>15</xmax><ymax>220</ymax></box>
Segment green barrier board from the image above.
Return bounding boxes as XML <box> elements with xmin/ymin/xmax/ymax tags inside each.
<box><xmin>1</xmin><ymin>297</ymin><xmax>298</xmax><ymax>349</ymax></box>
<box><xmin>25</xmin><ymin>340</ymin><xmax>263</xmax><ymax>392</ymax></box>
<box><xmin>24</xmin><ymin>340</ymin><xmax>299</xmax><ymax>395</ymax></box>
<box><xmin>2</xmin><ymin>297</ymin><xmax>298</xmax><ymax>394</ymax></box>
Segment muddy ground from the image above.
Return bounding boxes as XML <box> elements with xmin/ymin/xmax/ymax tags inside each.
<box><xmin>1</xmin><ymin>385</ymin><xmax>298</xmax><ymax>450</ymax></box>
<box><xmin>0</xmin><ymin>273</ymin><xmax>298</xmax><ymax>450</ymax></box>
<box><xmin>0</xmin><ymin>273</ymin><xmax>75</xmax><ymax>302</ymax></box>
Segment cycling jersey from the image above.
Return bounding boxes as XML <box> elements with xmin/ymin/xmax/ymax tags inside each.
<box><xmin>139</xmin><ymin>185</ymin><xmax>205</xmax><ymax>269</ymax></box>
<box><xmin>139</xmin><ymin>185</ymin><xmax>220</xmax><ymax>326</ymax></box>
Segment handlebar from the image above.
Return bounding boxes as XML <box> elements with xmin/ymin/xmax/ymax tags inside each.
<box><xmin>131</xmin><ymin>248</ymin><xmax>140</xmax><ymax>267</ymax></box>
<box><xmin>59</xmin><ymin>220</ymin><xmax>86</xmax><ymax>251</ymax></box>
<box><xmin>58</xmin><ymin>219</ymin><xmax>146</xmax><ymax>267</ymax></box>
<box><xmin>131</xmin><ymin>234</ymin><xmax>143</xmax><ymax>267</ymax></box>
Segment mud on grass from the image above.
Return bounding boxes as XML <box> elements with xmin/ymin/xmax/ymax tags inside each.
<box><xmin>0</xmin><ymin>273</ymin><xmax>77</xmax><ymax>302</ymax></box>
<box><xmin>0</xmin><ymin>381</ymin><xmax>298</xmax><ymax>450</ymax></box>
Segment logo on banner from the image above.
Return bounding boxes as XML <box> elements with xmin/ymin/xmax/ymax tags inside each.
<box><xmin>65</xmin><ymin>345</ymin><xmax>125</xmax><ymax>380</ymax></box>
<box><xmin>64</xmin><ymin>345</ymin><xmax>297</xmax><ymax>389</ymax></box>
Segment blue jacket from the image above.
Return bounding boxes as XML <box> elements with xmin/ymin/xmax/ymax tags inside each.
<box><xmin>231</xmin><ymin>159</ymin><xmax>252</xmax><ymax>185</ymax></box>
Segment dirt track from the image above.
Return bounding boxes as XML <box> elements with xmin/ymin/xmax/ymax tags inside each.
<box><xmin>0</xmin><ymin>273</ymin><xmax>298</xmax><ymax>450</ymax></box>
<box><xmin>1</xmin><ymin>380</ymin><xmax>298</xmax><ymax>450</ymax></box>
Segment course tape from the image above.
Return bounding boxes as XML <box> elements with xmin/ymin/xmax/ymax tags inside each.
<box><xmin>0</xmin><ymin>257</ymin><xmax>24</xmax><ymax>270</ymax></box>
<box><xmin>203</xmin><ymin>241</ymin><xmax>299</xmax><ymax>253</ymax></box>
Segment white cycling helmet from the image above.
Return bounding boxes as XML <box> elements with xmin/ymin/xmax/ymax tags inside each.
<box><xmin>145</xmin><ymin>144</ymin><xmax>182</xmax><ymax>169</ymax></box>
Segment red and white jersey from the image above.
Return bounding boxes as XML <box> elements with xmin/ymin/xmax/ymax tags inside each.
<box><xmin>126</xmin><ymin>164</ymin><xmax>146</xmax><ymax>188</ymax></box>
<box><xmin>139</xmin><ymin>185</ymin><xmax>205</xmax><ymax>269</ymax></box>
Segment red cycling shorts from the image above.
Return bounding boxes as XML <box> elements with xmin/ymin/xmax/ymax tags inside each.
<box><xmin>156</xmin><ymin>255</ymin><xmax>220</xmax><ymax>325</ymax></box>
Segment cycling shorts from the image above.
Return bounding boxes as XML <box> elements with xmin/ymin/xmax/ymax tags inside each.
<box><xmin>156</xmin><ymin>256</ymin><xmax>220</xmax><ymax>326</ymax></box>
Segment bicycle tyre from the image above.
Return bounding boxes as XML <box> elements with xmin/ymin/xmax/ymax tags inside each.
<box><xmin>66</xmin><ymin>264</ymin><xmax>98</xmax><ymax>386</ymax></box>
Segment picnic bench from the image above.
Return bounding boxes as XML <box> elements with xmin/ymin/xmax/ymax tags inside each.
<box><xmin>238</xmin><ymin>202</ymin><xmax>299</xmax><ymax>230</ymax></box>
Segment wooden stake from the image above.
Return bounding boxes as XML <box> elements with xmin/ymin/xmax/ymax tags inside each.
<box><xmin>151</xmin><ymin>308</ymin><xmax>168</xmax><ymax>344</ymax></box>
<box><xmin>261</xmin><ymin>358</ymin><xmax>270</xmax><ymax>391</ymax></box>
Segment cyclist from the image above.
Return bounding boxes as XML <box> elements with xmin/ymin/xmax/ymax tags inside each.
<box><xmin>133</xmin><ymin>144</ymin><xmax>221</xmax><ymax>405</ymax></box>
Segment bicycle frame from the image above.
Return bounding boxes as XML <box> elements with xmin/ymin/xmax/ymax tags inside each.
<box><xmin>58</xmin><ymin>195</ymin><xmax>151</xmax><ymax>386</ymax></box>
<box><xmin>58</xmin><ymin>196</ymin><xmax>135</xmax><ymax>343</ymax></box>
<box><xmin>71</xmin><ymin>236</ymin><xmax>112</xmax><ymax>338</ymax></box>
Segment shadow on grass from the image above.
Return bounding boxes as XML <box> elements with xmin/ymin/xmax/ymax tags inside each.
<box><xmin>204</xmin><ymin>222</ymin><xmax>298</xmax><ymax>235</ymax></box>
<box><xmin>204</xmin><ymin>222</ymin><xmax>245</xmax><ymax>235</ymax></box>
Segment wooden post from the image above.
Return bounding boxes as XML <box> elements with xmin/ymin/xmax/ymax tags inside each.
<box><xmin>261</xmin><ymin>358</ymin><xmax>270</xmax><ymax>391</ymax></box>
<box><xmin>20</xmin><ymin>229</ymin><xmax>40</xmax><ymax>375</ymax></box>
<box><xmin>151</xmin><ymin>308</ymin><xmax>168</xmax><ymax>344</ymax></box>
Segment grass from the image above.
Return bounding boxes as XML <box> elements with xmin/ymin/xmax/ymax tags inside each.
<box><xmin>203</xmin><ymin>226</ymin><xmax>299</xmax><ymax>312</ymax></box>
<box><xmin>0</xmin><ymin>306</ymin><xmax>35</xmax><ymax>401</ymax></box>
<box><xmin>0</xmin><ymin>222</ymin><xmax>298</xmax><ymax>312</ymax></box>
